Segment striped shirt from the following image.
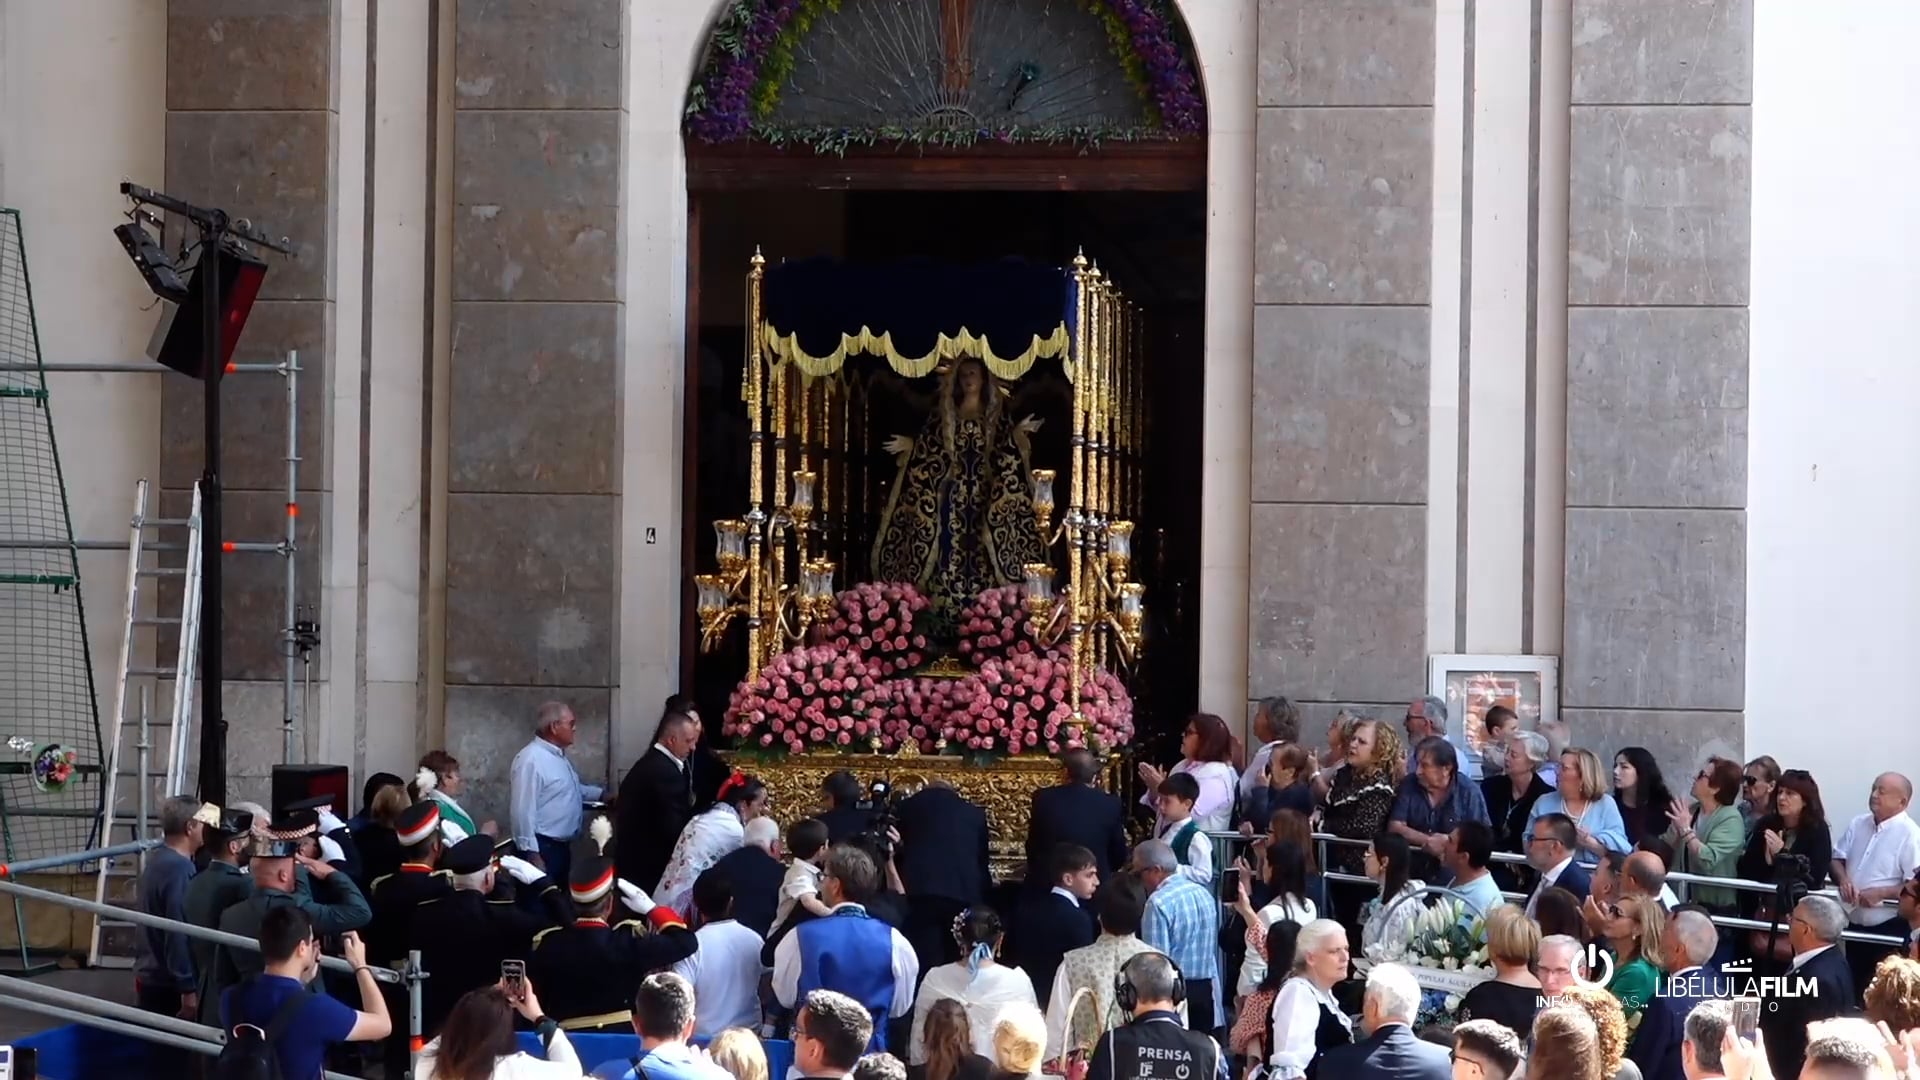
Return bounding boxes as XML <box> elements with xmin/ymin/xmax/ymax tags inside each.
<box><xmin>1144</xmin><ymin>874</ymin><xmax>1220</xmax><ymax>1019</ymax></box>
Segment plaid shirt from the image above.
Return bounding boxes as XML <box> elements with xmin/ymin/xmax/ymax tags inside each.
<box><xmin>1144</xmin><ymin>874</ymin><xmax>1220</xmax><ymax>1019</ymax></box>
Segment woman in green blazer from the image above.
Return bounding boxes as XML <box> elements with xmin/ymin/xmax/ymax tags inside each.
<box><xmin>1600</xmin><ymin>893</ymin><xmax>1666</xmax><ymax>1023</ymax></box>
<box><xmin>1662</xmin><ymin>757</ymin><xmax>1748</xmax><ymax>910</ymax></box>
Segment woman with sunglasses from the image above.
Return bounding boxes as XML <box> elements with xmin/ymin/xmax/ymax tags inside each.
<box><xmin>1597</xmin><ymin>895</ymin><xmax>1664</xmax><ymax>1024</ymax></box>
<box><xmin>1660</xmin><ymin>758</ymin><xmax>1747</xmax><ymax>912</ymax></box>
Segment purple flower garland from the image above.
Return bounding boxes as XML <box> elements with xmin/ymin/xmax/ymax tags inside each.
<box><xmin>686</xmin><ymin>0</ymin><xmax>1206</xmax><ymax>143</ymax></box>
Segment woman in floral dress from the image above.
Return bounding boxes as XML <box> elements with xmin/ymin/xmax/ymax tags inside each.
<box><xmin>652</xmin><ymin>774</ymin><xmax>768</xmax><ymax>915</ymax></box>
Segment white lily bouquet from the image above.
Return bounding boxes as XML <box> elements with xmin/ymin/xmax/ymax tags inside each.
<box><xmin>1396</xmin><ymin>897</ymin><xmax>1496</xmax><ymax>1023</ymax></box>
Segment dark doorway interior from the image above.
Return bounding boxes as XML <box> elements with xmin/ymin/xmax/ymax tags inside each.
<box><xmin>684</xmin><ymin>189</ymin><xmax>1205</xmax><ymax>762</ymax></box>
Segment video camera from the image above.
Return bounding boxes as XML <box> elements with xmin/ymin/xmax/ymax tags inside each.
<box><xmin>856</xmin><ymin>778</ymin><xmax>905</xmax><ymax>862</ymax></box>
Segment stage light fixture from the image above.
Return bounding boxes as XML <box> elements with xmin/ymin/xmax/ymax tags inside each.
<box><xmin>113</xmin><ymin>220</ymin><xmax>189</xmax><ymax>303</ymax></box>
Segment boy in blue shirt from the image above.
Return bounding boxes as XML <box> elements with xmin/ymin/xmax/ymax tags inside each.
<box><xmin>220</xmin><ymin>905</ymin><xmax>390</xmax><ymax>1080</ymax></box>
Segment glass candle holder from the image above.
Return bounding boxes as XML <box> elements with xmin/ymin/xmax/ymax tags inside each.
<box><xmin>791</xmin><ymin>471</ymin><xmax>817</xmax><ymax>515</ymax></box>
<box><xmin>1116</xmin><ymin>582</ymin><xmax>1145</xmax><ymax>620</ymax></box>
<box><xmin>1106</xmin><ymin>520</ymin><xmax>1134</xmax><ymax>571</ymax></box>
<box><xmin>802</xmin><ymin>558</ymin><xmax>835</xmax><ymax>603</ymax></box>
<box><xmin>714</xmin><ymin>519</ymin><xmax>748</xmax><ymax>572</ymax></box>
<box><xmin>695</xmin><ymin>574</ymin><xmax>728</xmax><ymax>615</ymax></box>
<box><xmin>1030</xmin><ymin>469</ymin><xmax>1056</xmax><ymax>514</ymax></box>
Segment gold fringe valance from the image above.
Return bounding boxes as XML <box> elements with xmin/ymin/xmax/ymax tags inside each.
<box><xmin>761</xmin><ymin>322</ymin><xmax>1071</xmax><ymax>381</ymax></box>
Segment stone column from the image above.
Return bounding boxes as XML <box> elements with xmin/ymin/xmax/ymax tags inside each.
<box><xmin>1248</xmin><ymin>0</ymin><xmax>1435</xmax><ymax>729</ymax></box>
<box><xmin>1563</xmin><ymin>0</ymin><xmax>1751</xmax><ymax>764</ymax></box>
<box><xmin>161</xmin><ymin>0</ymin><xmax>338</xmax><ymax>803</ymax></box>
<box><xmin>444</xmin><ymin>0</ymin><xmax>625</xmax><ymax>816</ymax></box>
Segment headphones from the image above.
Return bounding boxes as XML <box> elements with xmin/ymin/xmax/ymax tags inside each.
<box><xmin>1113</xmin><ymin>952</ymin><xmax>1186</xmax><ymax>1014</ymax></box>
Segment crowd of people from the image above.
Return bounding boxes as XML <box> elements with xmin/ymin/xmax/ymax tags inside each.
<box><xmin>126</xmin><ymin>694</ymin><xmax>1920</xmax><ymax>1080</ymax></box>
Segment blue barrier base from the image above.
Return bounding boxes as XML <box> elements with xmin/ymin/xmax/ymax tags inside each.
<box><xmin>514</xmin><ymin>1033</ymin><xmax>795</xmax><ymax>1079</ymax></box>
<box><xmin>11</xmin><ymin>1023</ymin><xmax>795</xmax><ymax>1080</ymax></box>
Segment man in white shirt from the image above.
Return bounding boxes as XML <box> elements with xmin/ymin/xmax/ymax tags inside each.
<box><xmin>672</xmin><ymin>870</ymin><xmax>768</xmax><ymax>1039</ymax></box>
<box><xmin>508</xmin><ymin>701</ymin><xmax>604</xmax><ymax>887</ymax></box>
<box><xmin>773</xmin><ymin>845</ymin><xmax>918</xmax><ymax>1053</ymax></box>
<box><xmin>1829</xmin><ymin>772</ymin><xmax>1920</xmax><ymax>990</ymax></box>
<box><xmin>1237</xmin><ymin>697</ymin><xmax>1300</xmax><ymax>800</ymax></box>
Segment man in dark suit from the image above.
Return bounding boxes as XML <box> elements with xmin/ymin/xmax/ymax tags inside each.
<box><xmin>1026</xmin><ymin>749</ymin><xmax>1131</xmax><ymax>885</ymax></box>
<box><xmin>895</xmin><ymin>779</ymin><xmax>991</xmax><ymax>974</ymax></box>
<box><xmin>614</xmin><ymin>709</ymin><xmax>699</xmax><ymax>890</ymax></box>
<box><xmin>1523</xmin><ymin>812</ymin><xmax>1592</xmax><ymax>915</ymax></box>
<box><xmin>667</xmin><ymin>693</ymin><xmax>732</xmax><ymax>808</ymax></box>
<box><xmin>818</xmin><ymin>770</ymin><xmax>877</xmax><ymax>845</ymax></box>
<box><xmin>1628</xmin><ymin>908</ymin><xmax>1723</xmax><ymax>1080</ymax></box>
<box><xmin>708</xmin><ymin>815</ymin><xmax>787</xmax><ymax>936</ymax></box>
<box><xmin>1314</xmin><ymin>963</ymin><xmax>1450</xmax><ymax>1080</ymax></box>
<box><xmin>1760</xmin><ymin>895</ymin><xmax>1857</xmax><ymax>1080</ymax></box>
<box><xmin>1010</xmin><ymin>844</ymin><xmax>1100</xmax><ymax>1007</ymax></box>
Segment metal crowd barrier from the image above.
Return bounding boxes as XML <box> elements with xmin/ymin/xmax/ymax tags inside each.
<box><xmin>0</xmin><ymin>849</ymin><xmax>421</xmax><ymax>1080</ymax></box>
<box><xmin>1205</xmin><ymin>828</ymin><xmax>1909</xmax><ymax>948</ymax></box>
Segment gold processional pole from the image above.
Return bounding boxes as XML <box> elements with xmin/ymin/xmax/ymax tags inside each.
<box><xmin>743</xmin><ymin>251</ymin><xmax>767</xmax><ymax>677</ymax></box>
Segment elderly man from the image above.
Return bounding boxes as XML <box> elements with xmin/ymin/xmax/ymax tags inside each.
<box><xmin>1315</xmin><ymin>963</ymin><xmax>1449</xmax><ymax>1080</ymax></box>
<box><xmin>1389</xmin><ymin>737</ymin><xmax>1490</xmax><ymax>883</ymax></box>
<box><xmin>1628</xmin><ymin>909</ymin><xmax>1723</xmax><ymax>1080</ymax></box>
<box><xmin>709</xmin><ymin>815</ymin><xmax>788</xmax><ymax>936</ymax></box>
<box><xmin>509</xmin><ymin>700</ymin><xmax>605</xmax><ymax>887</ymax></box>
<box><xmin>1678</xmin><ymin>1000</ymin><xmax>1733</xmax><ymax>1080</ymax></box>
<box><xmin>1831</xmin><ymin>772</ymin><xmax>1920</xmax><ymax>991</ymax></box>
<box><xmin>210</xmin><ymin>811</ymin><xmax>372</xmax><ymax>1014</ymax></box>
<box><xmin>1404</xmin><ymin>697</ymin><xmax>1465</xmax><ymax>777</ymax></box>
<box><xmin>134</xmin><ymin>796</ymin><xmax>207</xmax><ymax>1020</ymax></box>
<box><xmin>1759</xmin><ymin>894</ymin><xmax>1856</xmax><ymax>1080</ymax></box>
<box><xmin>1537</xmin><ymin>934</ymin><xmax>1585</xmax><ymax>998</ymax></box>
<box><xmin>1133</xmin><ymin>839</ymin><xmax>1221</xmax><ymax>1037</ymax></box>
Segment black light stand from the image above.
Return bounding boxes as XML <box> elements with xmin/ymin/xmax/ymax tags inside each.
<box><xmin>117</xmin><ymin>183</ymin><xmax>292</xmax><ymax>808</ymax></box>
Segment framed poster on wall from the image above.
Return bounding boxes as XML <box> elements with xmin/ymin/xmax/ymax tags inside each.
<box><xmin>1428</xmin><ymin>654</ymin><xmax>1559</xmax><ymax>777</ymax></box>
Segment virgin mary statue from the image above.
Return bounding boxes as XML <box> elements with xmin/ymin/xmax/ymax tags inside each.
<box><xmin>872</xmin><ymin>357</ymin><xmax>1049</xmax><ymax>617</ymax></box>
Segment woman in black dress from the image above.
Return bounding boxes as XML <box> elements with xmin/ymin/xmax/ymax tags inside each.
<box><xmin>1457</xmin><ymin>905</ymin><xmax>1547</xmax><ymax>1039</ymax></box>
<box><xmin>1611</xmin><ymin>747</ymin><xmax>1675</xmax><ymax>849</ymax></box>
<box><xmin>1321</xmin><ymin>716</ymin><xmax>1402</xmax><ymax>930</ymax></box>
<box><xmin>1736</xmin><ymin>768</ymin><xmax>1832</xmax><ymax>963</ymax></box>
<box><xmin>1480</xmin><ymin>732</ymin><xmax>1553</xmax><ymax>891</ymax></box>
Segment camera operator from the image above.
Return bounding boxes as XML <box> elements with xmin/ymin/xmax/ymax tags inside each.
<box><xmin>820</xmin><ymin>770</ymin><xmax>879</xmax><ymax>844</ymax></box>
<box><xmin>1085</xmin><ymin>953</ymin><xmax>1227</xmax><ymax>1080</ymax></box>
<box><xmin>894</xmin><ymin>778</ymin><xmax>991</xmax><ymax>974</ymax></box>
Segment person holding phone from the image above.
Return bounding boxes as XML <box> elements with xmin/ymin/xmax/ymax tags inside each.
<box><xmin>415</xmin><ymin>975</ymin><xmax>584</xmax><ymax>1079</ymax></box>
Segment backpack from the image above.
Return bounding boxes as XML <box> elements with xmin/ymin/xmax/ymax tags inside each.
<box><xmin>212</xmin><ymin>978</ymin><xmax>311</xmax><ymax>1080</ymax></box>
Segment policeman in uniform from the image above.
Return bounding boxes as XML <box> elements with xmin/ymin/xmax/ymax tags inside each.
<box><xmin>182</xmin><ymin>806</ymin><xmax>254</xmax><ymax>1025</ymax></box>
<box><xmin>411</xmin><ymin>834</ymin><xmax>570</xmax><ymax>1035</ymax></box>
<box><xmin>527</xmin><ymin>839</ymin><xmax>697</xmax><ymax>1033</ymax></box>
<box><xmin>1086</xmin><ymin>953</ymin><xmax>1229</xmax><ymax>1080</ymax></box>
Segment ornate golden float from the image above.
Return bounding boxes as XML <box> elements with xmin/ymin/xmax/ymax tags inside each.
<box><xmin>702</xmin><ymin>253</ymin><xmax>1149</xmax><ymax>877</ymax></box>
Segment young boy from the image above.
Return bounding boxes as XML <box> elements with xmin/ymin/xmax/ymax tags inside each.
<box><xmin>1156</xmin><ymin>774</ymin><xmax>1213</xmax><ymax>886</ymax></box>
<box><xmin>775</xmin><ymin>817</ymin><xmax>836</xmax><ymax>929</ymax></box>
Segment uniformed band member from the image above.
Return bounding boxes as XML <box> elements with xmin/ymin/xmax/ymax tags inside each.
<box><xmin>527</xmin><ymin>833</ymin><xmax>697</xmax><ymax>1032</ymax></box>
<box><xmin>182</xmin><ymin>806</ymin><xmax>255</xmax><ymax>1025</ymax></box>
<box><xmin>410</xmin><ymin>834</ymin><xmax>568</xmax><ymax>1035</ymax></box>
<box><xmin>366</xmin><ymin>800</ymin><xmax>453</xmax><ymax>968</ymax></box>
<box><xmin>1086</xmin><ymin>953</ymin><xmax>1228</xmax><ymax>1080</ymax></box>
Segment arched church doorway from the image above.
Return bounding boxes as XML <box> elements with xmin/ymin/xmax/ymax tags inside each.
<box><xmin>677</xmin><ymin>0</ymin><xmax>1210</xmax><ymax>766</ymax></box>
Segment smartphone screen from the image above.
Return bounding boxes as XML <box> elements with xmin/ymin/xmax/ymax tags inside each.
<box><xmin>501</xmin><ymin>959</ymin><xmax>526</xmax><ymax>1000</ymax></box>
<box><xmin>1731</xmin><ymin>997</ymin><xmax>1761</xmax><ymax>1043</ymax></box>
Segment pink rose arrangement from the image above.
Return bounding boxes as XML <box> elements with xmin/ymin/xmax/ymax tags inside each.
<box><xmin>941</xmin><ymin>650</ymin><xmax>1134</xmax><ymax>755</ymax></box>
<box><xmin>723</xmin><ymin>580</ymin><xmax>1133</xmax><ymax>758</ymax></box>
<box><xmin>825</xmin><ymin>581</ymin><xmax>930</xmax><ymax>674</ymax></box>
<box><xmin>955</xmin><ymin>585</ymin><xmax>1046</xmax><ymax>664</ymax></box>
<box><xmin>723</xmin><ymin>644</ymin><xmax>888</xmax><ymax>755</ymax></box>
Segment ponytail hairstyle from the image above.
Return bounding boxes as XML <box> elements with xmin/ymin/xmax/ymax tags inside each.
<box><xmin>951</xmin><ymin>905</ymin><xmax>1005</xmax><ymax>979</ymax></box>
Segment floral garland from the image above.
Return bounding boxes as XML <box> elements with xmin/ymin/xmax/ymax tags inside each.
<box><xmin>685</xmin><ymin>0</ymin><xmax>1205</xmax><ymax>146</ymax></box>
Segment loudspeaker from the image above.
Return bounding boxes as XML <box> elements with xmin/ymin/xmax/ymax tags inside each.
<box><xmin>271</xmin><ymin>764</ymin><xmax>350</xmax><ymax>817</ymax></box>
<box><xmin>147</xmin><ymin>243</ymin><xmax>269</xmax><ymax>379</ymax></box>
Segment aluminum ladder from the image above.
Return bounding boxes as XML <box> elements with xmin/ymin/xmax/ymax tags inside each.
<box><xmin>86</xmin><ymin>480</ymin><xmax>204</xmax><ymax>967</ymax></box>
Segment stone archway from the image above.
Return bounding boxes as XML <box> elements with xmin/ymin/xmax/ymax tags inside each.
<box><xmin>608</xmin><ymin>0</ymin><xmax>1254</xmax><ymax>766</ymax></box>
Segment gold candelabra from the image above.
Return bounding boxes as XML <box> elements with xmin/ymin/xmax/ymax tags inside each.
<box><xmin>1018</xmin><ymin>254</ymin><xmax>1148</xmax><ymax>733</ymax></box>
<box><xmin>696</xmin><ymin>251</ymin><xmax>846</xmax><ymax>678</ymax></box>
